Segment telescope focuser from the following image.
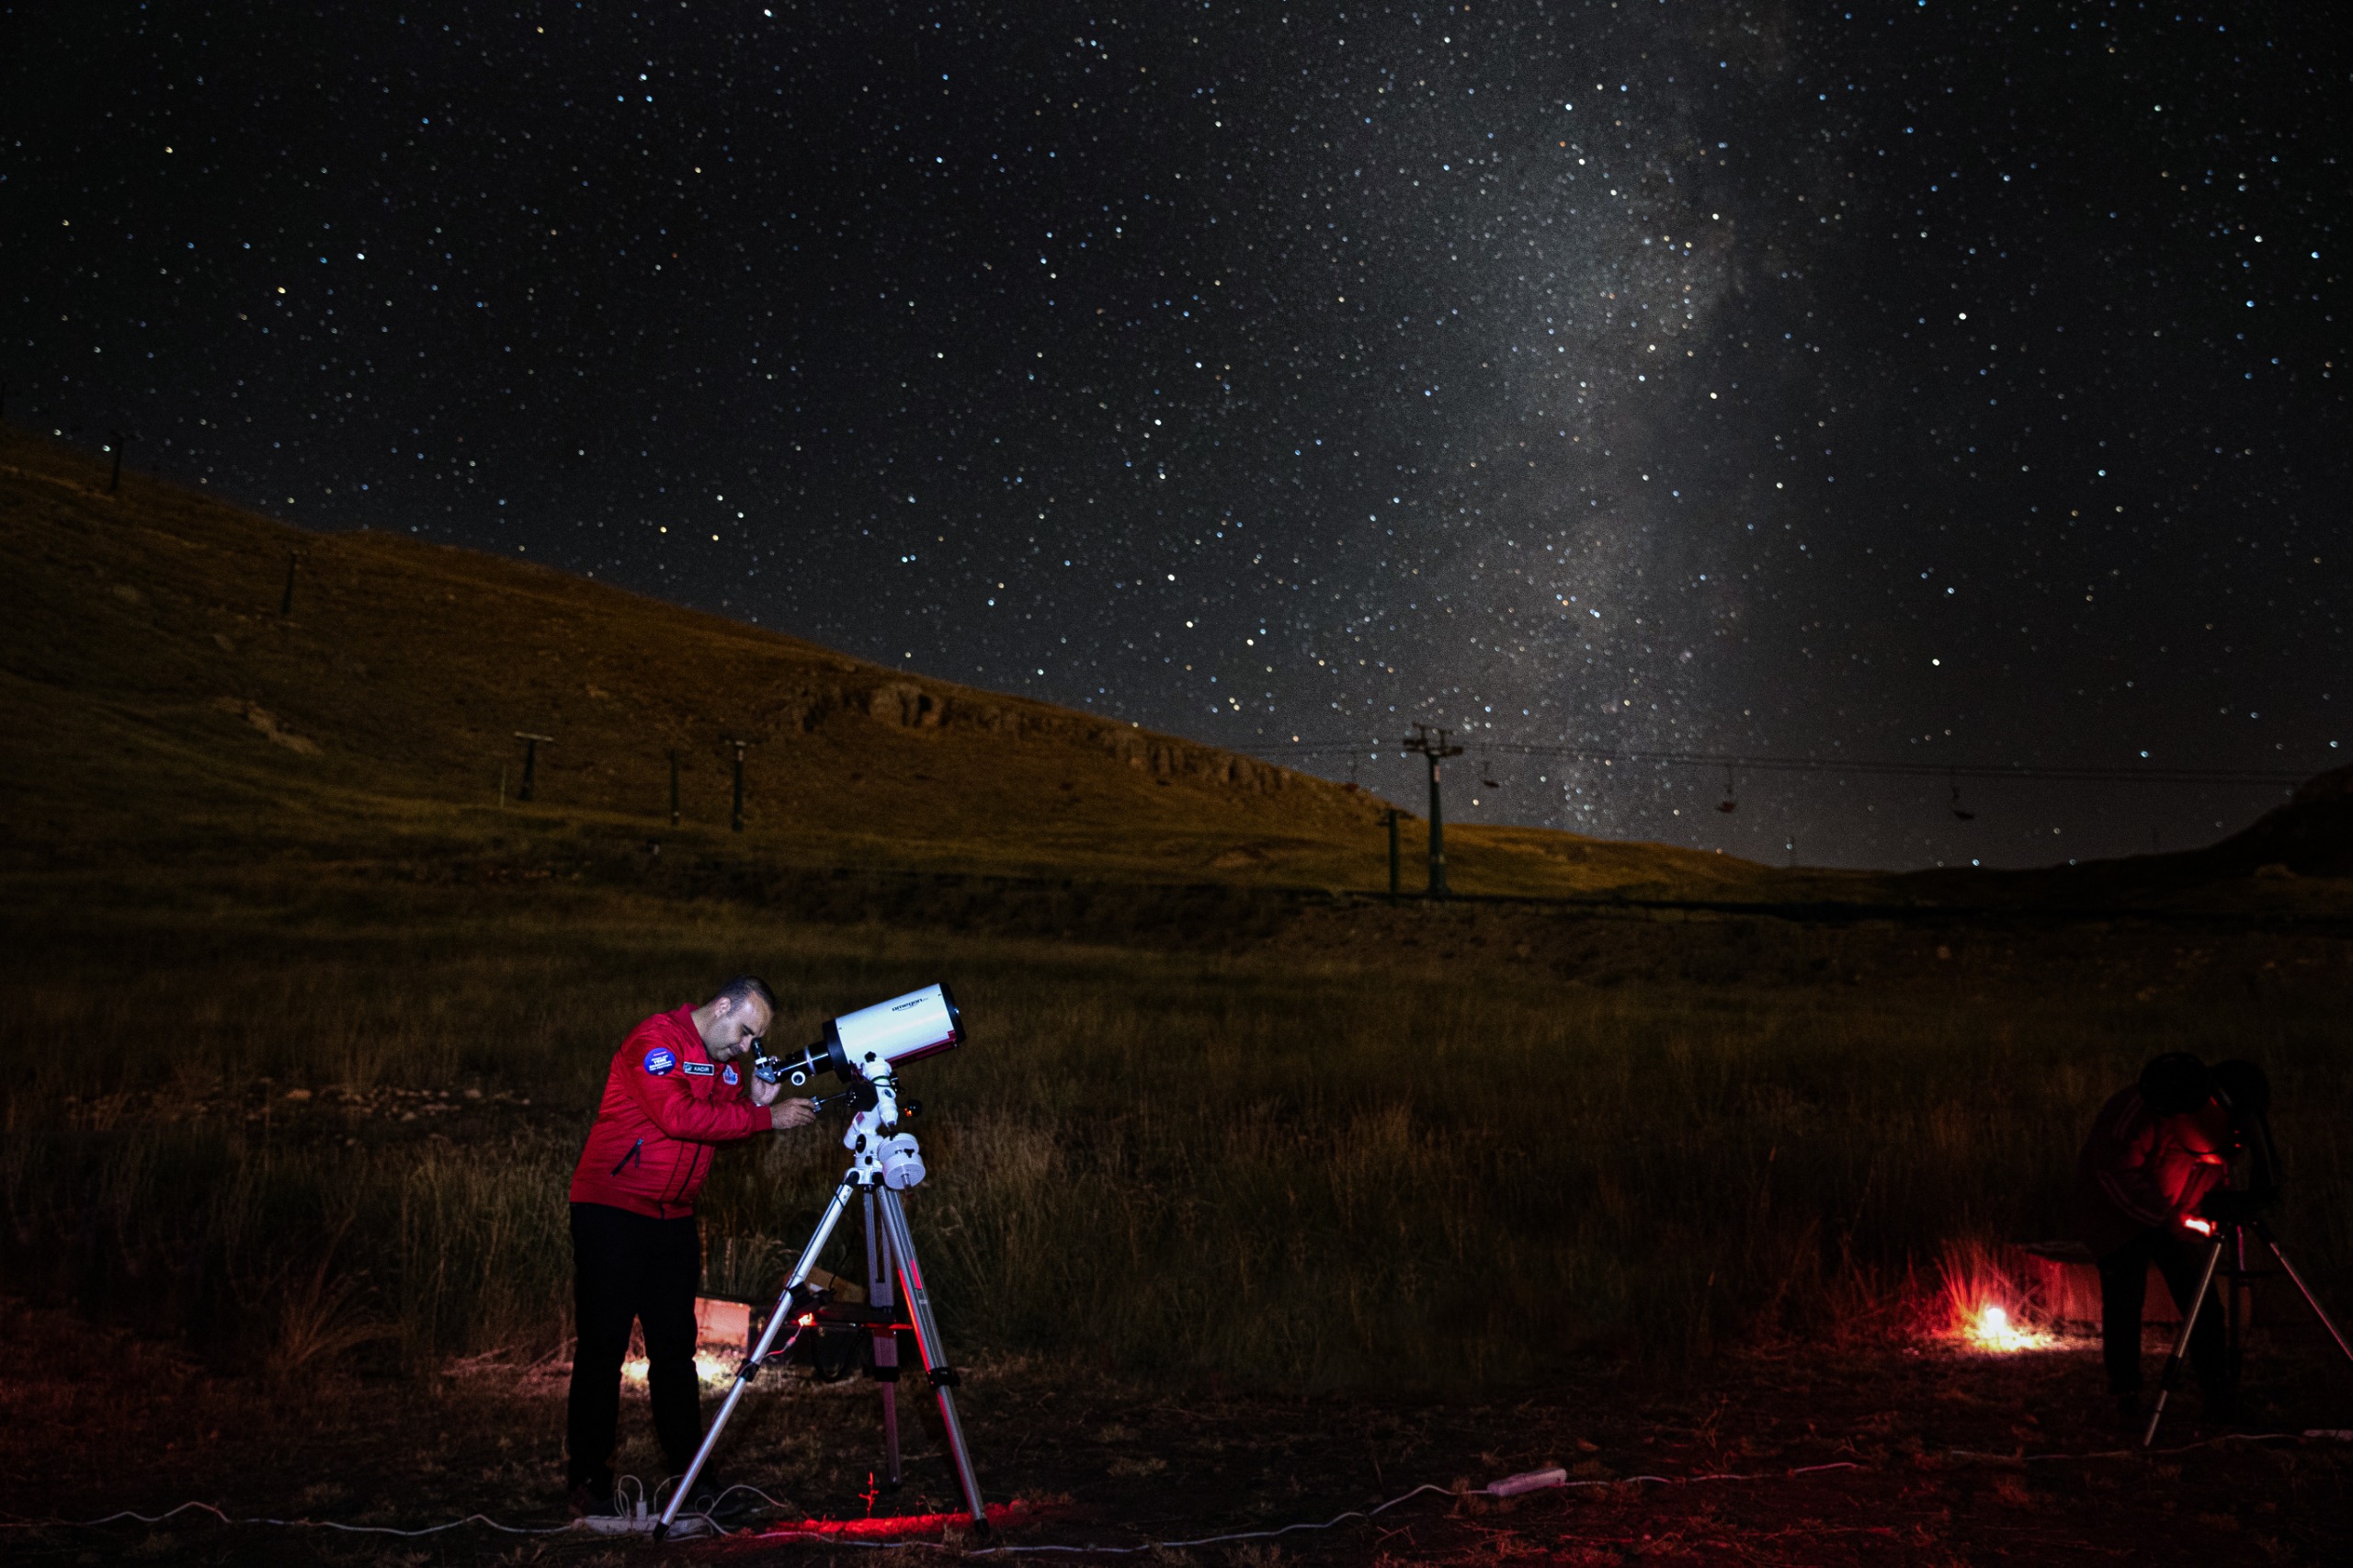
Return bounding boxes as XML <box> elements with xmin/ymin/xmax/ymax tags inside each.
<box><xmin>753</xmin><ymin>1042</ymin><xmax>824</xmax><ymax>1088</ymax></box>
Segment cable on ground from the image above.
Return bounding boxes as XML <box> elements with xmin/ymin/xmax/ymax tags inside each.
<box><xmin>3</xmin><ymin>1433</ymin><xmax>2346</xmax><ymax>1550</ymax></box>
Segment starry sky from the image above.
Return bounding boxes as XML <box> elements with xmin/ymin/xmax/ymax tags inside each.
<box><xmin>10</xmin><ymin>2</ymin><xmax>2348</xmax><ymax>869</ymax></box>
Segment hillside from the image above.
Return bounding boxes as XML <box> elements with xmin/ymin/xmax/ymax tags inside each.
<box><xmin>2200</xmin><ymin>765</ymin><xmax>2353</xmax><ymax>879</ymax></box>
<box><xmin>0</xmin><ymin>426</ymin><xmax>1796</xmax><ymax>901</ymax></box>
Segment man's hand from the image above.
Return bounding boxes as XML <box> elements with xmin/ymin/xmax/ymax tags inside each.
<box><xmin>748</xmin><ymin>1072</ymin><xmax>782</xmax><ymax>1108</ymax></box>
<box><xmin>768</xmin><ymin>1097</ymin><xmax>816</xmax><ymax>1131</ymax></box>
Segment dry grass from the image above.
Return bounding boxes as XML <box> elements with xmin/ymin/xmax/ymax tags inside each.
<box><xmin>6</xmin><ymin>871</ymin><xmax>2347</xmax><ymax>1387</ymax></box>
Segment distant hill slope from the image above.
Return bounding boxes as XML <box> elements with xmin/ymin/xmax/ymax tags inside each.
<box><xmin>2200</xmin><ymin>766</ymin><xmax>2353</xmax><ymax>879</ymax></box>
<box><xmin>0</xmin><ymin>427</ymin><xmax>1790</xmax><ymax>900</ymax></box>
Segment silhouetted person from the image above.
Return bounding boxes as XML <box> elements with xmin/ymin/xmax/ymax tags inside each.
<box><xmin>564</xmin><ymin>976</ymin><xmax>815</xmax><ymax>1516</ymax></box>
<box><xmin>2072</xmin><ymin>1052</ymin><xmax>2234</xmax><ymax>1428</ymax></box>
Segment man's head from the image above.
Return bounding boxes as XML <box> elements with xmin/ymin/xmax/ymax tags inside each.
<box><xmin>694</xmin><ymin>974</ymin><xmax>777</xmax><ymax>1061</ymax></box>
<box><xmin>2139</xmin><ymin>1051</ymin><xmax>2215</xmax><ymax>1116</ymax></box>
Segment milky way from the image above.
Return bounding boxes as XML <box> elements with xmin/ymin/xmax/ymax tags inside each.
<box><xmin>10</xmin><ymin>4</ymin><xmax>2347</xmax><ymax>867</ymax></box>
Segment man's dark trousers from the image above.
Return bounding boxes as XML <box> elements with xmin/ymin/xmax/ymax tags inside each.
<box><xmin>567</xmin><ymin>1201</ymin><xmax>702</xmax><ymax>1488</ymax></box>
<box><xmin>2097</xmin><ymin>1226</ymin><xmax>2230</xmax><ymax>1403</ymax></box>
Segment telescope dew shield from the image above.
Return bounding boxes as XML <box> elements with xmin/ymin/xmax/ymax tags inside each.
<box><xmin>828</xmin><ymin>983</ymin><xmax>964</xmax><ymax>1072</ymax></box>
<box><xmin>758</xmin><ymin>983</ymin><xmax>965</xmax><ymax>1086</ymax></box>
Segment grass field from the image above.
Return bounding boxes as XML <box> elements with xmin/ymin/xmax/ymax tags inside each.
<box><xmin>9</xmin><ymin>862</ymin><xmax>2348</xmax><ymax>1390</ymax></box>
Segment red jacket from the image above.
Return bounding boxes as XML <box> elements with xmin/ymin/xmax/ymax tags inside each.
<box><xmin>2070</xmin><ymin>1085</ymin><xmax>2233</xmax><ymax>1257</ymax></box>
<box><xmin>569</xmin><ymin>1006</ymin><xmax>770</xmax><ymax>1219</ymax></box>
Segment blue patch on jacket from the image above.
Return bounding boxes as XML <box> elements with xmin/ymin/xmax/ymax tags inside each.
<box><xmin>643</xmin><ymin>1047</ymin><xmax>677</xmax><ymax>1075</ymax></box>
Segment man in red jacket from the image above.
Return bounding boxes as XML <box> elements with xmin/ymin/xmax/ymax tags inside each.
<box><xmin>565</xmin><ymin>976</ymin><xmax>814</xmax><ymax>1513</ymax></box>
<box><xmin>2072</xmin><ymin>1051</ymin><xmax>2235</xmax><ymax>1429</ymax></box>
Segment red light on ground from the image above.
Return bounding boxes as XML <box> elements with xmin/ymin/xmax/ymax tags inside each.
<box><xmin>732</xmin><ymin>1499</ymin><xmax>1048</xmax><ymax>1544</ymax></box>
<box><xmin>2183</xmin><ymin>1216</ymin><xmax>2215</xmax><ymax>1238</ymax></box>
<box><xmin>1962</xmin><ymin>1301</ymin><xmax>2053</xmax><ymax>1353</ymax></box>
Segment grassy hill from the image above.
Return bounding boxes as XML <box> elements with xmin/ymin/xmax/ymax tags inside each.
<box><xmin>7</xmin><ymin>425</ymin><xmax>2347</xmax><ymax>918</ymax></box>
<box><xmin>0</xmin><ymin>425</ymin><xmax>1801</xmax><ymax>901</ymax></box>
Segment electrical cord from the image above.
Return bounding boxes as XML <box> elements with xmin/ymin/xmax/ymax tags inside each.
<box><xmin>960</xmin><ymin>1468</ymin><xmax>1870</xmax><ymax>1557</ymax></box>
<box><xmin>0</xmin><ymin>1471</ymin><xmax>778</xmax><ymax>1542</ymax></box>
<box><xmin>0</xmin><ymin>1500</ymin><xmax>571</xmax><ymax>1538</ymax></box>
<box><xmin>3</xmin><ymin>1434</ymin><xmax>2345</xmax><ymax>1548</ymax></box>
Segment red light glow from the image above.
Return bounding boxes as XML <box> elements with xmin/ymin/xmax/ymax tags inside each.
<box><xmin>1938</xmin><ymin>1240</ymin><xmax>2064</xmax><ymax>1354</ymax></box>
<box><xmin>1964</xmin><ymin>1301</ymin><xmax>2054</xmax><ymax>1353</ymax></box>
<box><xmin>2183</xmin><ymin>1216</ymin><xmax>2215</xmax><ymax>1238</ymax></box>
<box><xmin>731</xmin><ymin>1500</ymin><xmax>1047</xmax><ymax>1544</ymax></box>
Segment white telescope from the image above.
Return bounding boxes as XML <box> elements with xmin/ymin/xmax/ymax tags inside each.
<box><xmin>755</xmin><ymin>983</ymin><xmax>964</xmax><ymax>1087</ymax></box>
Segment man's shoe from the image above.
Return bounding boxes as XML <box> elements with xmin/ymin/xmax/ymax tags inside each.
<box><xmin>567</xmin><ymin>1475</ymin><xmax>618</xmax><ymax>1518</ymax></box>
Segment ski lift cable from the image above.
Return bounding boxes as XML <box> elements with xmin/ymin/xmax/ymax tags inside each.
<box><xmin>1259</xmin><ymin>739</ymin><xmax>2312</xmax><ymax>788</ymax></box>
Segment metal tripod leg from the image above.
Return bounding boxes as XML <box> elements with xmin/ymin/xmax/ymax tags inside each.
<box><xmin>2143</xmin><ymin>1237</ymin><xmax>2226</xmax><ymax>1449</ymax></box>
<box><xmin>874</xmin><ymin>1187</ymin><xmax>988</xmax><ymax>1533</ymax></box>
<box><xmin>2255</xmin><ymin>1219</ymin><xmax>2353</xmax><ymax>1366</ymax></box>
<box><xmin>2226</xmin><ymin>1222</ymin><xmax>2251</xmax><ymax>1383</ymax></box>
<box><xmin>864</xmin><ymin>1189</ymin><xmax>904</xmax><ymax>1488</ymax></box>
<box><xmin>655</xmin><ymin>1178</ymin><xmax>859</xmax><ymax>1541</ymax></box>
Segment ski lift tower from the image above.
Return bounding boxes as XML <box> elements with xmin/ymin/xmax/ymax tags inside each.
<box><xmin>1400</xmin><ymin>723</ymin><xmax>1464</xmax><ymax>899</ymax></box>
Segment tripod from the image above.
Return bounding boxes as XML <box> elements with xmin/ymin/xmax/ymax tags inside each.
<box><xmin>2143</xmin><ymin>1211</ymin><xmax>2353</xmax><ymax>1448</ymax></box>
<box><xmin>654</xmin><ymin>1067</ymin><xmax>986</xmax><ymax>1540</ymax></box>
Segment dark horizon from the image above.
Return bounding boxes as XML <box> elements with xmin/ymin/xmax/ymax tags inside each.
<box><xmin>9</xmin><ymin>3</ymin><xmax>2347</xmax><ymax>870</ymax></box>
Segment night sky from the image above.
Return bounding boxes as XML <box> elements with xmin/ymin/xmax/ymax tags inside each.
<box><xmin>11</xmin><ymin>3</ymin><xmax>2348</xmax><ymax>869</ymax></box>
